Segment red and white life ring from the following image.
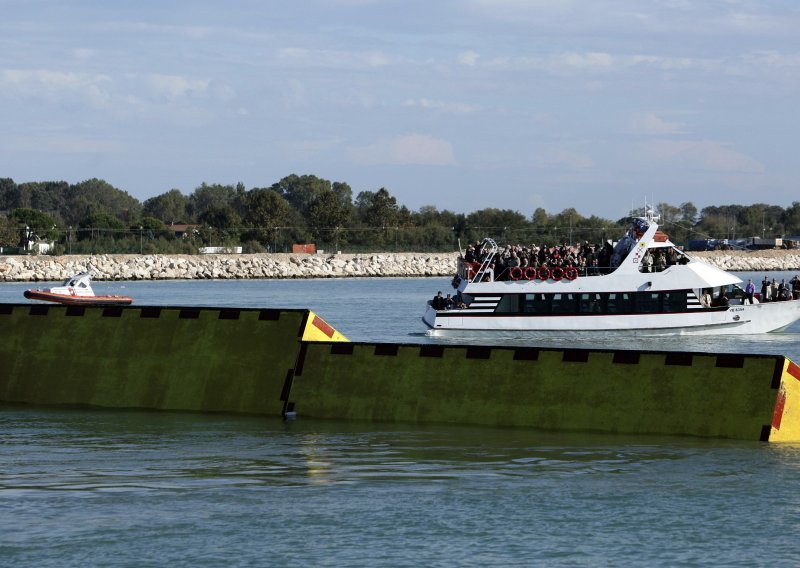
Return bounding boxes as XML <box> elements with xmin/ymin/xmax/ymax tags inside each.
<box><xmin>537</xmin><ymin>267</ymin><xmax>551</xmax><ymax>281</ymax></box>
<box><xmin>564</xmin><ymin>266</ymin><xmax>579</xmax><ymax>281</ymax></box>
<box><xmin>524</xmin><ymin>267</ymin><xmax>537</xmax><ymax>280</ymax></box>
<box><xmin>509</xmin><ymin>267</ymin><xmax>522</xmax><ymax>281</ymax></box>
<box><xmin>551</xmin><ymin>267</ymin><xmax>564</xmax><ymax>281</ymax></box>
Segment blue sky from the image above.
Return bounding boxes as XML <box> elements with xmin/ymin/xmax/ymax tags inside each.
<box><xmin>2</xmin><ymin>0</ymin><xmax>799</xmax><ymax>219</ymax></box>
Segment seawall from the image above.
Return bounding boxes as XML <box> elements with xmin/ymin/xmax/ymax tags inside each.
<box><xmin>1</xmin><ymin>250</ymin><xmax>799</xmax><ymax>282</ymax></box>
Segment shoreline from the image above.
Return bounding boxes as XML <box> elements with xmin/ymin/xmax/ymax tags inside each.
<box><xmin>1</xmin><ymin>250</ymin><xmax>800</xmax><ymax>282</ymax></box>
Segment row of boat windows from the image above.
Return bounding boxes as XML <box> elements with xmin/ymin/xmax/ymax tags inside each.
<box><xmin>490</xmin><ymin>291</ymin><xmax>692</xmax><ymax>314</ymax></box>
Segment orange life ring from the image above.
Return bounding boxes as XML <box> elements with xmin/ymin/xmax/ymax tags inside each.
<box><xmin>509</xmin><ymin>266</ymin><xmax>522</xmax><ymax>281</ymax></box>
<box><xmin>564</xmin><ymin>266</ymin><xmax>579</xmax><ymax>281</ymax></box>
<box><xmin>551</xmin><ymin>267</ymin><xmax>564</xmax><ymax>281</ymax></box>
<box><xmin>537</xmin><ymin>267</ymin><xmax>550</xmax><ymax>281</ymax></box>
<box><xmin>524</xmin><ymin>267</ymin><xmax>537</xmax><ymax>280</ymax></box>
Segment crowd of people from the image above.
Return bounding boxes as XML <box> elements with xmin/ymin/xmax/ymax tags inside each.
<box><xmin>760</xmin><ymin>275</ymin><xmax>800</xmax><ymax>302</ymax></box>
<box><xmin>461</xmin><ymin>238</ymin><xmax>688</xmax><ymax>281</ymax></box>
<box><xmin>430</xmin><ymin>290</ymin><xmax>464</xmax><ymax>310</ymax></box>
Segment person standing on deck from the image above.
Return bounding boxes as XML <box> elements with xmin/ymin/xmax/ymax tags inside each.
<box><xmin>745</xmin><ymin>279</ymin><xmax>756</xmax><ymax>304</ymax></box>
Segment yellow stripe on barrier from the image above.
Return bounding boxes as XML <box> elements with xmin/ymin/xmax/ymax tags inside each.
<box><xmin>301</xmin><ymin>311</ymin><xmax>349</xmax><ymax>342</ymax></box>
<box><xmin>768</xmin><ymin>359</ymin><xmax>800</xmax><ymax>442</ymax></box>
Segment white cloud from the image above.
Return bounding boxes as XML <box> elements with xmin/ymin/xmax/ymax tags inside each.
<box><xmin>459</xmin><ymin>51</ymin><xmax>480</xmax><ymax>66</ymax></box>
<box><xmin>559</xmin><ymin>51</ymin><xmax>615</xmax><ymax>70</ymax></box>
<box><xmin>275</xmin><ymin>47</ymin><xmax>393</xmax><ymax>69</ymax></box>
<box><xmin>0</xmin><ymin>68</ymin><xmax>112</xmax><ymax>107</ymax></box>
<box><xmin>350</xmin><ymin>134</ymin><xmax>456</xmax><ymax>166</ymax></box>
<box><xmin>146</xmin><ymin>74</ymin><xmax>209</xmax><ymax>99</ymax></box>
<box><xmin>630</xmin><ymin>112</ymin><xmax>687</xmax><ymax>135</ymax></box>
<box><xmin>643</xmin><ymin>139</ymin><xmax>764</xmax><ymax>173</ymax></box>
<box><xmin>403</xmin><ymin>98</ymin><xmax>477</xmax><ymax>114</ymax></box>
<box><xmin>72</xmin><ymin>48</ymin><xmax>94</xmax><ymax>60</ymax></box>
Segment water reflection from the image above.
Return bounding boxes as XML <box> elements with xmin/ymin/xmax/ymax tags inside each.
<box><xmin>1</xmin><ymin>406</ymin><xmax>776</xmax><ymax>493</ymax></box>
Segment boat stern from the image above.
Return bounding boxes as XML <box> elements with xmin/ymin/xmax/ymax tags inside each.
<box><xmin>422</xmin><ymin>305</ymin><xmax>437</xmax><ymax>329</ymax></box>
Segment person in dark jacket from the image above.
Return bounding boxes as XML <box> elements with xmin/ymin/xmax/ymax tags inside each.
<box><xmin>432</xmin><ymin>291</ymin><xmax>446</xmax><ymax>310</ymax></box>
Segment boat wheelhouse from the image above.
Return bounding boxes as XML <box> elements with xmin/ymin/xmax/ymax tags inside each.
<box><xmin>423</xmin><ymin>216</ymin><xmax>800</xmax><ymax>336</ymax></box>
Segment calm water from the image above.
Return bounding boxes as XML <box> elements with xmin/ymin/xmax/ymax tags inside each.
<box><xmin>2</xmin><ymin>273</ymin><xmax>800</xmax><ymax>566</ymax></box>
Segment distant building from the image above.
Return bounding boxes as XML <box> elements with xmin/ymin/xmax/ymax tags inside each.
<box><xmin>169</xmin><ymin>223</ymin><xmax>199</xmax><ymax>238</ymax></box>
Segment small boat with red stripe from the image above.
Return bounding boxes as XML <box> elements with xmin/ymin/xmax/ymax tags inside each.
<box><xmin>24</xmin><ymin>272</ymin><xmax>133</xmax><ymax>306</ymax></box>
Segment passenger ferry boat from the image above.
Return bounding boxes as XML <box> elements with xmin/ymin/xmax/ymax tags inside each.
<box><xmin>24</xmin><ymin>272</ymin><xmax>133</xmax><ymax>306</ymax></box>
<box><xmin>423</xmin><ymin>215</ymin><xmax>800</xmax><ymax>336</ymax></box>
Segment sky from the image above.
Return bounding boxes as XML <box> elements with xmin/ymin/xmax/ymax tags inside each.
<box><xmin>2</xmin><ymin>0</ymin><xmax>799</xmax><ymax>220</ymax></box>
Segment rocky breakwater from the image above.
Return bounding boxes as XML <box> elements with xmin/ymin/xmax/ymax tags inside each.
<box><xmin>0</xmin><ymin>252</ymin><xmax>461</xmax><ymax>282</ymax></box>
<box><xmin>3</xmin><ymin>250</ymin><xmax>800</xmax><ymax>282</ymax></box>
<box><xmin>692</xmin><ymin>250</ymin><xmax>800</xmax><ymax>273</ymax></box>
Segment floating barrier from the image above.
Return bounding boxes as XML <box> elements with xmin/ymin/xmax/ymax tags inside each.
<box><xmin>0</xmin><ymin>303</ymin><xmax>345</xmax><ymax>416</ymax></box>
<box><xmin>1</xmin><ymin>302</ymin><xmax>799</xmax><ymax>441</ymax></box>
<box><xmin>286</xmin><ymin>342</ymin><xmax>800</xmax><ymax>442</ymax></box>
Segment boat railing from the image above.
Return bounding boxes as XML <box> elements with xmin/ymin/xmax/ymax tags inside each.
<box><xmin>457</xmin><ymin>238</ymin><xmax>498</xmax><ymax>283</ymax></box>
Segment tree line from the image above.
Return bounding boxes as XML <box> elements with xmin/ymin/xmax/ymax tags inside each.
<box><xmin>1</xmin><ymin>175</ymin><xmax>799</xmax><ymax>255</ymax></box>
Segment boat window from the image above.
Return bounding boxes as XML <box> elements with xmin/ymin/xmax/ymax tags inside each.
<box><xmin>578</xmin><ymin>294</ymin><xmax>602</xmax><ymax>314</ymax></box>
<box><xmin>663</xmin><ymin>292</ymin><xmax>687</xmax><ymax>312</ymax></box>
<box><xmin>495</xmin><ymin>294</ymin><xmax>519</xmax><ymax>313</ymax></box>
<box><xmin>489</xmin><ymin>290</ymin><xmax>694</xmax><ymax>316</ymax></box>
<box><xmin>636</xmin><ymin>293</ymin><xmax>661</xmax><ymax>313</ymax></box>
<box><xmin>522</xmin><ymin>293</ymin><xmax>550</xmax><ymax>313</ymax></box>
<box><xmin>606</xmin><ymin>293</ymin><xmax>633</xmax><ymax>314</ymax></box>
<box><xmin>551</xmin><ymin>293</ymin><xmax>578</xmax><ymax>314</ymax></box>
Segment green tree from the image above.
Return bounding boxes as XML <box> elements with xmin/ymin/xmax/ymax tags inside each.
<box><xmin>783</xmin><ymin>202</ymin><xmax>800</xmax><ymax>235</ymax></box>
<box><xmin>355</xmin><ymin>188</ymin><xmax>399</xmax><ymax>228</ymax></box>
<box><xmin>679</xmin><ymin>202</ymin><xmax>698</xmax><ymax>225</ymax></box>
<box><xmin>198</xmin><ymin>205</ymin><xmax>241</xmax><ymax>230</ymax></box>
<box><xmin>244</xmin><ymin>188</ymin><xmax>298</xmax><ymax>249</ymax></box>
<box><xmin>10</xmin><ymin>208</ymin><xmax>58</xmax><ymax>240</ymax></box>
<box><xmin>189</xmin><ymin>183</ymin><xmax>238</xmax><ymax>222</ymax></box>
<box><xmin>0</xmin><ymin>215</ymin><xmax>20</xmax><ymax>247</ymax></box>
<box><xmin>0</xmin><ymin>178</ymin><xmax>16</xmax><ymax>211</ymax></box>
<box><xmin>271</xmin><ymin>174</ymin><xmax>333</xmax><ymax>217</ymax></box>
<box><xmin>308</xmin><ymin>189</ymin><xmax>352</xmax><ymax>240</ymax></box>
<box><xmin>78</xmin><ymin>211</ymin><xmax>126</xmax><ymax>240</ymax></box>
<box><xmin>466</xmin><ymin>207</ymin><xmax>527</xmax><ymax>242</ymax></box>
<box><xmin>531</xmin><ymin>207</ymin><xmax>548</xmax><ymax>227</ymax></box>
<box><xmin>135</xmin><ymin>216</ymin><xmax>173</xmax><ymax>240</ymax></box>
<box><xmin>331</xmin><ymin>181</ymin><xmax>353</xmax><ymax>209</ymax></box>
<box><xmin>143</xmin><ymin>189</ymin><xmax>189</xmax><ymax>224</ymax></box>
<box><xmin>64</xmin><ymin>178</ymin><xmax>141</xmax><ymax>226</ymax></box>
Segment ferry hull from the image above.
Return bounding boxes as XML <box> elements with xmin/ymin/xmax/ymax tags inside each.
<box><xmin>424</xmin><ymin>300</ymin><xmax>800</xmax><ymax>337</ymax></box>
